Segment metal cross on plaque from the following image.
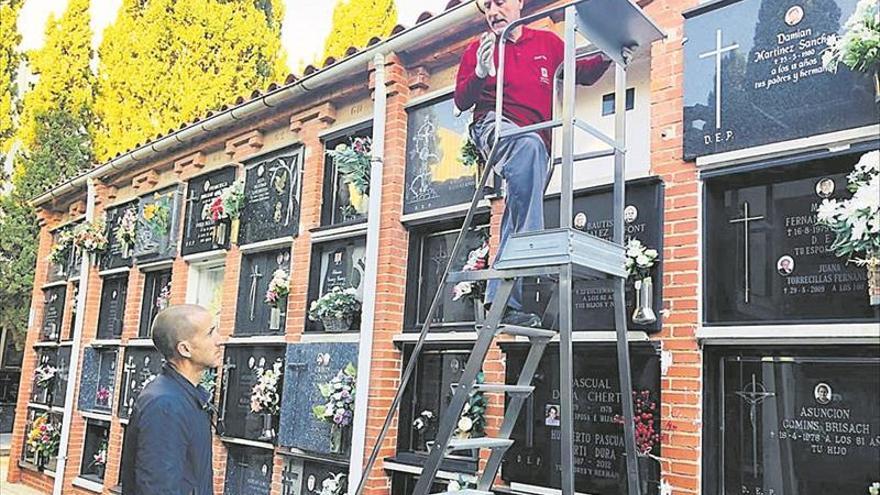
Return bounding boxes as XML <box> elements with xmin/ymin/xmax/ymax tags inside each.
<box><xmin>269</xmin><ymin>157</ymin><xmax>296</xmax><ymax>227</ymax></box>
<box><xmin>698</xmin><ymin>28</ymin><xmax>739</xmax><ymax>129</ymax></box>
<box><xmin>121</xmin><ymin>355</ymin><xmax>136</xmax><ymax>414</ymax></box>
<box><xmin>729</xmin><ymin>202</ymin><xmax>764</xmax><ymax>303</ymax></box>
<box><xmin>735</xmin><ymin>373</ymin><xmax>775</xmax><ymax>475</ymax></box>
<box><xmin>184</xmin><ymin>187</ymin><xmax>202</xmax><ymax>240</ymax></box>
<box><xmin>248</xmin><ymin>264</ymin><xmax>263</xmax><ymax>321</ymax></box>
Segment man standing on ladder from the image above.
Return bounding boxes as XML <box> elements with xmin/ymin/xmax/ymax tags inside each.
<box><xmin>455</xmin><ymin>0</ymin><xmax>630</xmax><ymax>327</ymax></box>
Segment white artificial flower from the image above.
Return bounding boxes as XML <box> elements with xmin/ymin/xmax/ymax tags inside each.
<box><xmin>448</xmin><ymin>480</ymin><xmax>462</xmax><ymax>492</ymax></box>
<box><xmin>635</xmin><ymin>254</ymin><xmax>650</xmax><ymax>267</ymax></box>
<box><xmin>645</xmin><ymin>249</ymin><xmax>658</xmax><ymax>259</ymax></box>
<box><xmin>457</xmin><ymin>416</ymin><xmax>473</xmax><ymax>432</ymax></box>
<box><xmin>817</xmin><ymin>199</ymin><xmax>841</xmax><ymax>223</ymax></box>
<box><xmin>852</xmin><ymin>217</ymin><xmax>869</xmax><ymax>241</ymax></box>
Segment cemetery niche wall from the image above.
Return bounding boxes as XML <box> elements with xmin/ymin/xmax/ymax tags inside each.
<box><xmin>182</xmin><ymin>166</ymin><xmax>237</xmax><ymax>255</ymax></box>
<box><xmin>403</xmin><ymin>95</ymin><xmax>481</xmax><ymax>215</ymax></box>
<box><xmin>703</xmin><ymin>149</ymin><xmax>880</xmax><ymax>324</ymax></box>
<box><xmin>239</xmin><ymin>147</ymin><xmax>303</xmax><ymax>245</ymax></box>
<box><xmin>500</xmin><ymin>342</ymin><xmax>662</xmax><ymax>495</ymax></box>
<box><xmin>682</xmin><ymin>0</ymin><xmax>878</xmax><ymax>160</ymax></box>
<box><xmin>703</xmin><ymin>346</ymin><xmax>880</xmax><ymax>495</ymax></box>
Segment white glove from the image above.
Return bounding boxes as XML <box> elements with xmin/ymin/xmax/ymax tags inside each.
<box><xmin>475</xmin><ymin>32</ymin><xmax>497</xmax><ymax>79</ymax></box>
<box><xmin>622</xmin><ymin>45</ymin><xmax>635</xmax><ymax>65</ymax></box>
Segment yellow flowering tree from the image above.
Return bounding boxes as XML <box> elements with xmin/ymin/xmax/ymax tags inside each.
<box><xmin>94</xmin><ymin>0</ymin><xmax>288</xmax><ymax>161</ymax></box>
<box><xmin>0</xmin><ymin>0</ymin><xmax>22</xmax><ymax>157</ymax></box>
<box><xmin>322</xmin><ymin>0</ymin><xmax>398</xmax><ymax>62</ymax></box>
<box><xmin>16</xmin><ymin>0</ymin><xmax>95</xmax><ymax>151</ymax></box>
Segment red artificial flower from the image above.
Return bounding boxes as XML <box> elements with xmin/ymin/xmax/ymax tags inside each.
<box><xmin>210</xmin><ymin>197</ymin><xmax>225</xmax><ymax>222</ymax></box>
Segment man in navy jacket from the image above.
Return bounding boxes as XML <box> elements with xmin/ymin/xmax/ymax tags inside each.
<box><xmin>121</xmin><ymin>305</ymin><xmax>222</xmax><ymax>494</ymax></box>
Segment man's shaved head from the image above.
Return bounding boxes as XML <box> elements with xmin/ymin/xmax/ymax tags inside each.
<box><xmin>152</xmin><ymin>305</ymin><xmax>212</xmax><ymax>361</ymax></box>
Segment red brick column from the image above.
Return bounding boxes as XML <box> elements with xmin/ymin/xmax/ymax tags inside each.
<box><xmin>360</xmin><ymin>53</ymin><xmax>411</xmax><ymax>495</ymax></box>
<box><xmin>646</xmin><ymin>1</ymin><xmax>702</xmax><ymax>494</ymax></box>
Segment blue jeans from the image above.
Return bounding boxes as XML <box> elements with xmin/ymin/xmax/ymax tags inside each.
<box><xmin>471</xmin><ymin>113</ymin><xmax>549</xmax><ymax>311</ymax></box>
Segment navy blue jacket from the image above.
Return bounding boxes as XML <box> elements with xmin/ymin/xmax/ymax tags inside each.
<box><xmin>121</xmin><ymin>364</ymin><xmax>214</xmax><ymax>495</ymax></box>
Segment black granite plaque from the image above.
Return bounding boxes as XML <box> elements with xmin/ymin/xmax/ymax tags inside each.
<box><xmin>134</xmin><ymin>184</ymin><xmax>184</xmax><ymax>262</ymax></box>
<box><xmin>404</xmin><ymin>97</ymin><xmax>480</xmax><ymax>215</ymax></box>
<box><xmin>41</xmin><ymin>286</ymin><xmax>66</xmax><ymax>342</ymax></box>
<box><xmin>224</xmin><ymin>445</ymin><xmax>274</xmax><ymax>495</ymax></box>
<box><xmin>281</xmin><ymin>456</ymin><xmax>304</xmax><ymax>495</ymax></box>
<box><xmin>500</xmin><ymin>342</ymin><xmax>662</xmax><ymax>495</ymax></box>
<box><xmin>235</xmin><ymin>248</ymin><xmax>291</xmax><ymax>336</ymax></box>
<box><xmin>97</xmin><ymin>274</ymin><xmax>128</xmax><ymax>340</ymax></box>
<box><xmin>118</xmin><ymin>347</ymin><xmax>163</xmax><ymax>419</ymax></box>
<box><xmin>705</xmin><ymin>348</ymin><xmax>880</xmax><ymax>495</ymax></box>
<box><xmin>138</xmin><ymin>268</ymin><xmax>172</xmax><ymax>338</ymax></box>
<box><xmin>31</xmin><ymin>349</ymin><xmax>58</xmax><ymax>405</ymax></box>
<box><xmin>301</xmin><ymin>460</ymin><xmax>347</xmax><ymax>495</ymax></box>
<box><xmin>521</xmin><ymin>178</ymin><xmax>665</xmax><ymax>332</ymax></box>
<box><xmin>704</xmin><ymin>152</ymin><xmax>879</xmax><ymax>324</ymax></box>
<box><xmin>182</xmin><ymin>167</ymin><xmax>237</xmax><ymax>255</ymax></box>
<box><xmin>322</xmin><ymin>129</ymin><xmax>372</xmax><ymax>227</ymax></box>
<box><xmin>306</xmin><ymin>238</ymin><xmax>366</xmax><ymax>332</ymax></box>
<box><xmin>239</xmin><ymin>149</ymin><xmax>303</xmax><ymax>245</ymax></box>
<box><xmin>411</xmin><ymin>226</ymin><xmax>489</xmax><ymax>329</ymax></box>
<box><xmin>219</xmin><ymin>345</ymin><xmax>285</xmax><ymax>441</ymax></box>
<box><xmin>50</xmin><ymin>345</ymin><xmax>71</xmax><ymax>408</ymax></box>
<box><xmin>683</xmin><ymin>0</ymin><xmax>877</xmax><ymax>160</ymax></box>
<box><xmin>79</xmin><ymin>420</ymin><xmax>110</xmax><ymax>481</ymax></box>
<box><xmin>100</xmin><ymin>201</ymin><xmax>137</xmax><ymax>271</ymax></box>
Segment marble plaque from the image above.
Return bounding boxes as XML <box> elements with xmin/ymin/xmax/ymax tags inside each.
<box><xmin>704</xmin><ymin>152</ymin><xmax>879</xmax><ymax>324</ymax></box>
<box><xmin>235</xmin><ymin>248</ymin><xmax>291</xmax><ymax>336</ymax></box>
<box><xmin>707</xmin><ymin>350</ymin><xmax>880</xmax><ymax>495</ymax></box>
<box><xmin>182</xmin><ymin>167</ymin><xmax>237</xmax><ymax>255</ymax></box>
<box><xmin>682</xmin><ymin>0</ymin><xmax>877</xmax><ymax>159</ymax></box>
<box><xmin>278</xmin><ymin>342</ymin><xmax>359</xmax><ymax>455</ymax></box>
<box><xmin>240</xmin><ymin>148</ymin><xmax>303</xmax><ymax>245</ymax></box>
<box><xmin>100</xmin><ymin>201</ymin><xmax>137</xmax><ymax>270</ymax></box>
<box><xmin>97</xmin><ymin>274</ymin><xmax>128</xmax><ymax>340</ymax></box>
<box><xmin>118</xmin><ymin>347</ymin><xmax>163</xmax><ymax>420</ymax></box>
<box><xmin>133</xmin><ymin>184</ymin><xmax>184</xmax><ymax>262</ymax></box>
<box><xmin>223</xmin><ymin>445</ymin><xmax>274</xmax><ymax>495</ymax></box>
<box><xmin>41</xmin><ymin>286</ymin><xmax>66</xmax><ymax>342</ymax></box>
<box><xmin>79</xmin><ymin>348</ymin><xmax>117</xmax><ymax>413</ymax></box>
<box><xmin>403</xmin><ymin>97</ymin><xmax>479</xmax><ymax>215</ymax></box>
<box><xmin>500</xmin><ymin>342</ymin><xmax>662</xmax><ymax>494</ymax></box>
<box><xmin>218</xmin><ymin>345</ymin><xmax>285</xmax><ymax>441</ymax></box>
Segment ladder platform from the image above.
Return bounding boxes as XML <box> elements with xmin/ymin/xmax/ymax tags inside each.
<box><xmin>432</xmin><ymin>490</ymin><xmax>492</xmax><ymax>495</ymax></box>
<box><xmin>493</xmin><ymin>228</ymin><xmax>627</xmax><ymax>280</ymax></box>
<box><xmin>497</xmin><ymin>324</ymin><xmax>557</xmax><ymax>340</ymax></box>
<box><xmin>447</xmin><ymin>438</ymin><xmax>514</xmax><ymax>451</ymax></box>
<box><xmin>447</xmin><ymin>265</ymin><xmax>560</xmax><ymax>283</ymax></box>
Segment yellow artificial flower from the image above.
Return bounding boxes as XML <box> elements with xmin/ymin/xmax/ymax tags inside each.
<box><xmin>143</xmin><ymin>204</ymin><xmax>157</xmax><ymax>221</ymax></box>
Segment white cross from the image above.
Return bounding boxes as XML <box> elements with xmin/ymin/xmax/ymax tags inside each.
<box><xmin>729</xmin><ymin>202</ymin><xmax>764</xmax><ymax>304</ymax></box>
<box><xmin>699</xmin><ymin>29</ymin><xmax>739</xmax><ymax>130</ymax></box>
<box><xmin>248</xmin><ymin>264</ymin><xmax>263</xmax><ymax>321</ymax></box>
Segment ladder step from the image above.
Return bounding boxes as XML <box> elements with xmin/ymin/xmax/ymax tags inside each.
<box><xmin>474</xmin><ymin>383</ymin><xmax>534</xmax><ymax>395</ymax></box>
<box><xmin>497</xmin><ymin>324</ymin><xmax>556</xmax><ymax>339</ymax></box>
<box><xmin>447</xmin><ymin>437</ymin><xmax>513</xmax><ymax>451</ymax></box>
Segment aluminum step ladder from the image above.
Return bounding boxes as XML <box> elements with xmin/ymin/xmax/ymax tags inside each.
<box><xmin>354</xmin><ymin>2</ymin><xmax>664</xmax><ymax>495</ymax></box>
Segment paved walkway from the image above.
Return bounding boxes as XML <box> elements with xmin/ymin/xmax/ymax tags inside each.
<box><xmin>0</xmin><ymin>456</ymin><xmax>49</xmax><ymax>495</ymax></box>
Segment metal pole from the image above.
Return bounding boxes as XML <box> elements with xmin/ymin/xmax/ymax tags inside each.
<box><xmin>560</xmin><ymin>6</ymin><xmax>577</xmax><ymax>231</ymax></box>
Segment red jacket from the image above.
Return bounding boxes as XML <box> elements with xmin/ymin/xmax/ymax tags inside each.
<box><xmin>455</xmin><ymin>27</ymin><xmax>610</xmax><ymax>146</ymax></box>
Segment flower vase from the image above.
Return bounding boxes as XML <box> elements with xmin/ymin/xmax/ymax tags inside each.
<box><xmin>322</xmin><ymin>315</ymin><xmax>352</xmax><ymax>333</ymax></box>
<box><xmin>230</xmin><ymin>218</ymin><xmax>240</xmax><ymax>245</ymax></box>
<box><xmin>473</xmin><ymin>298</ymin><xmax>485</xmax><ymax>325</ymax></box>
<box><xmin>258</xmin><ymin>413</ymin><xmax>276</xmax><ymax>441</ymax></box>
<box><xmin>637</xmin><ymin>455</ymin><xmax>656</xmax><ymax>494</ymax></box>
<box><xmin>867</xmin><ymin>259</ymin><xmax>880</xmax><ymax>306</ymax></box>
<box><xmin>122</xmin><ymin>244</ymin><xmax>132</xmax><ymax>259</ymax></box>
<box><xmin>95</xmin><ymin>464</ymin><xmax>106</xmax><ymax>480</ymax></box>
<box><xmin>348</xmin><ymin>183</ymin><xmax>369</xmax><ymax>215</ymax></box>
<box><xmin>269</xmin><ymin>305</ymin><xmax>283</xmax><ymax>331</ymax></box>
<box><xmin>330</xmin><ymin>425</ymin><xmax>347</xmax><ymax>454</ymax></box>
<box><xmin>873</xmin><ymin>69</ymin><xmax>880</xmax><ymax>104</ymax></box>
<box><xmin>212</xmin><ymin>220</ymin><xmax>230</xmax><ymax>246</ymax></box>
<box><xmin>632</xmin><ymin>277</ymin><xmax>657</xmax><ymax>325</ymax></box>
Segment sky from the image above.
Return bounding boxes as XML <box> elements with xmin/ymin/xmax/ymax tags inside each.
<box><xmin>16</xmin><ymin>0</ymin><xmax>452</xmax><ymax>72</ymax></box>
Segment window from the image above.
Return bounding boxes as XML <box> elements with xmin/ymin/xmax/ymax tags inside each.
<box><xmin>138</xmin><ymin>268</ymin><xmax>172</xmax><ymax>338</ymax></box>
<box><xmin>321</xmin><ymin>126</ymin><xmax>372</xmax><ymax>227</ymax></box>
<box><xmin>601</xmin><ymin>87</ymin><xmax>635</xmax><ymax>116</ymax></box>
<box><xmin>187</xmin><ymin>263</ymin><xmax>225</xmax><ymax>319</ymax></box>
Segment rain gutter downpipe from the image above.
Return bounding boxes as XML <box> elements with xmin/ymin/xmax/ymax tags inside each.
<box><xmin>348</xmin><ymin>52</ymin><xmax>386</xmax><ymax>495</ymax></box>
<box><xmin>52</xmin><ymin>178</ymin><xmax>95</xmax><ymax>495</ymax></box>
